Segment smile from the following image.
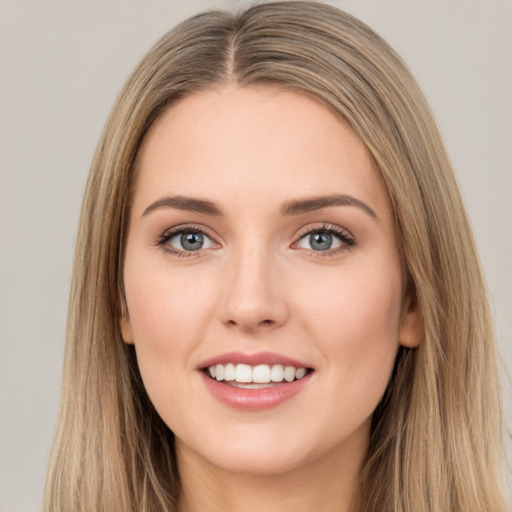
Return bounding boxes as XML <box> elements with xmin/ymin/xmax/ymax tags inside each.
<box><xmin>199</xmin><ymin>352</ymin><xmax>314</xmax><ymax>411</ymax></box>
<box><xmin>207</xmin><ymin>363</ymin><xmax>308</xmax><ymax>387</ymax></box>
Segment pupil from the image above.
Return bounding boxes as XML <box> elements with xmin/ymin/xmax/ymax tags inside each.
<box><xmin>310</xmin><ymin>232</ymin><xmax>332</xmax><ymax>251</ymax></box>
<box><xmin>181</xmin><ymin>232</ymin><xmax>203</xmax><ymax>251</ymax></box>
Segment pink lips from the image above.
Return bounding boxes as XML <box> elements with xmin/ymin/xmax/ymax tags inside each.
<box><xmin>198</xmin><ymin>351</ymin><xmax>313</xmax><ymax>411</ymax></box>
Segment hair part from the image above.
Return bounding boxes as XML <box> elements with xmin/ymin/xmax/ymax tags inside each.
<box><xmin>45</xmin><ymin>2</ymin><xmax>505</xmax><ymax>511</ymax></box>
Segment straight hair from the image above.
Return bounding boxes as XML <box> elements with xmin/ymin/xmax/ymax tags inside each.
<box><xmin>45</xmin><ymin>2</ymin><xmax>505</xmax><ymax>511</ymax></box>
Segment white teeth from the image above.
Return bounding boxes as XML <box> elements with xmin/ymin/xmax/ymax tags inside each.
<box><xmin>271</xmin><ymin>364</ymin><xmax>284</xmax><ymax>382</ymax></box>
<box><xmin>235</xmin><ymin>363</ymin><xmax>252</xmax><ymax>383</ymax></box>
<box><xmin>253</xmin><ymin>364</ymin><xmax>271</xmax><ymax>383</ymax></box>
<box><xmin>224</xmin><ymin>363</ymin><xmax>235</xmax><ymax>381</ymax></box>
<box><xmin>295</xmin><ymin>367</ymin><xmax>307</xmax><ymax>379</ymax></box>
<box><xmin>206</xmin><ymin>363</ymin><xmax>309</xmax><ymax>384</ymax></box>
<box><xmin>284</xmin><ymin>366</ymin><xmax>296</xmax><ymax>382</ymax></box>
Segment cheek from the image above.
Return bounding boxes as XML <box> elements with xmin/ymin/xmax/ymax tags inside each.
<box><xmin>122</xmin><ymin>258</ymin><xmax>222</xmax><ymax>421</ymax></box>
<box><xmin>290</xmin><ymin>262</ymin><xmax>403</xmax><ymax>448</ymax></box>
<box><xmin>295</xmin><ymin>258</ymin><xmax>403</xmax><ymax>382</ymax></box>
<box><xmin>122</xmin><ymin>252</ymin><xmax>220</xmax><ymax>375</ymax></box>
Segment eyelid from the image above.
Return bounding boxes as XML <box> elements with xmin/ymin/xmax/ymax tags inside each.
<box><xmin>155</xmin><ymin>223</ymin><xmax>221</xmax><ymax>256</ymax></box>
<box><xmin>295</xmin><ymin>222</ymin><xmax>355</xmax><ymax>240</ymax></box>
<box><xmin>292</xmin><ymin>223</ymin><xmax>356</xmax><ymax>254</ymax></box>
<box><xmin>154</xmin><ymin>222</ymin><xmax>355</xmax><ymax>257</ymax></box>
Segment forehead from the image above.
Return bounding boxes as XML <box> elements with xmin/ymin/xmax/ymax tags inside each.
<box><xmin>132</xmin><ymin>86</ymin><xmax>392</xmax><ymax>220</ymax></box>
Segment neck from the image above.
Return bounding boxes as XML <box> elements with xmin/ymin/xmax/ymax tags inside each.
<box><xmin>176</xmin><ymin>433</ymin><xmax>367</xmax><ymax>512</ymax></box>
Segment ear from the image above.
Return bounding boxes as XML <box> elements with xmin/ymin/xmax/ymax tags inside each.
<box><xmin>398</xmin><ymin>292</ymin><xmax>423</xmax><ymax>348</ymax></box>
<box><xmin>120</xmin><ymin>313</ymin><xmax>135</xmax><ymax>345</ymax></box>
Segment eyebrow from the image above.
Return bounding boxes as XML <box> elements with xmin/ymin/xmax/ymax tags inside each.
<box><xmin>142</xmin><ymin>193</ymin><xmax>377</xmax><ymax>220</ymax></box>
<box><xmin>281</xmin><ymin>194</ymin><xmax>378</xmax><ymax>220</ymax></box>
<box><xmin>142</xmin><ymin>195</ymin><xmax>224</xmax><ymax>217</ymax></box>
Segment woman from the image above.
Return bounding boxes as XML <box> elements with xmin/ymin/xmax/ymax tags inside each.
<box><xmin>44</xmin><ymin>2</ymin><xmax>506</xmax><ymax>511</ymax></box>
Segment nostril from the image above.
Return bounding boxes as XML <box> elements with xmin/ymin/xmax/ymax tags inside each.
<box><xmin>226</xmin><ymin>319</ymin><xmax>277</xmax><ymax>331</ymax></box>
<box><xmin>225</xmin><ymin>318</ymin><xmax>274</xmax><ymax>327</ymax></box>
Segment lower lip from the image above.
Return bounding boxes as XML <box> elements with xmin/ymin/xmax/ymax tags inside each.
<box><xmin>200</xmin><ymin>372</ymin><xmax>312</xmax><ymax>411</ymax></box>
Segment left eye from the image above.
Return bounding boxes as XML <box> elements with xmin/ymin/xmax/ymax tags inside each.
<box><xmin>165</xmin><ymin>230</ymin><xmax>215</xmax><ymax>252</ymax></box>
<box><xmin>295</xmin><ymin>229</ymin><xmax>352</xmax><ymax>252</ymax></box>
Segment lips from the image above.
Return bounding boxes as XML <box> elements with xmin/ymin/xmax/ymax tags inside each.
<box><xmin>198</xmin><ymin>351</ymin><xmax>314</xmax><ymax>410</ymax></box>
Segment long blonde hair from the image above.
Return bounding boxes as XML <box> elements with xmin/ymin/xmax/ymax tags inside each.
<box><xmin>45</xmin><ymin>2</ymin><xmax>506</xmax><ymax>511</ymax></box>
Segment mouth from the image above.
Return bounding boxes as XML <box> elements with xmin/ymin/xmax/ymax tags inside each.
<box><xmin>198</xmin><ymin>352</ymin><xmax>314</xmax><ymax>410</ymax></box>
<box><xmin>203</xmin><ymin>363</ymin><xmax>311</xmax><ymax>389</ymax></box>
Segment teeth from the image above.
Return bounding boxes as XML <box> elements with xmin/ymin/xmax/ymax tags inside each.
<box><xmin>206</xmin><ymin>363</ymin><xmax>309</xmax><ymax>384</ymax></box>
<box><xmin>224</xmin><ymin>363</ymin><xmax>235</xmax><ymax>381</ymax></box>
<box><xmin>295</xmin><ymin>367</ymin><xmax>307</xmax><ymax>379</ymax></box>
<box><xmin>271</xmin><ymin>364</ymin><xmax>284</xmax><ymax>382</ymax></box>
<box><xmin>253</xmin><ymin>364</ymin><xmax>271</xmax><ymax>383</ymax></box>
<box><xmin>284</xmin><ymin>366</ymin><xmax>296</xmax><ymax>382</ymax></box>
<box><xmin>235</xmin><ymin>364</ymin><xmax>252</xmax><ymax>383</ymax></box>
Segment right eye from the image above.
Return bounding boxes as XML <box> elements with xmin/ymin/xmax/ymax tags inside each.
<box><xmin>157</xmin><ymin>226</ymin><xmax>217</xmax><ymax>256</ymax></box>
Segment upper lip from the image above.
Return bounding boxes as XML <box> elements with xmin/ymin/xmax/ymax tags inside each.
<box><xmin>198</xmin><ymin>351</ymin><xmax>312</xmax><ymax>370</ymax></box>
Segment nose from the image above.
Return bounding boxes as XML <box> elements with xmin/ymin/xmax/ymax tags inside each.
<box><xmin>219</xmin><ymin>247</ymin><xmax>289</xmax><ymax>332</ymax></box>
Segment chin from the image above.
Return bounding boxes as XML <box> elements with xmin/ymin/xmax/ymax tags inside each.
<box><xmin>176</xmin><ymin>429</ymin><xmax>315</xmax><ymax>477</ymax></box>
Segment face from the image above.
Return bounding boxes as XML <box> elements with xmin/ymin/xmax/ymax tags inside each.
<box><xmin>121</xmin><ymin>86</ymin><xmax>421</xmax><ymax>477</ymax></box>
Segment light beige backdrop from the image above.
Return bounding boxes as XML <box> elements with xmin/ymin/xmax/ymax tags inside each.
<box><xmin>1</xmin><ymin>1</ymin><xmax>511</xmax><ymax>510</ymax></box>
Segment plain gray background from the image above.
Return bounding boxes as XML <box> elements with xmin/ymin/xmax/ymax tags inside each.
<box><xmin>1</xmin><ymin>1</ymin><xmax>511</xmax><ymax>510</ymax></box>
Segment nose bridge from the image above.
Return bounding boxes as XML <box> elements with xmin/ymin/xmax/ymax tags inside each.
<box><xmin>220</xmin><ymin>238</ymin><xmax>287</xmax><ymax>330</ymax></box>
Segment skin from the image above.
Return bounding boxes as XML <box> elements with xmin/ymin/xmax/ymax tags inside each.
<box><xmin>120</xmin><ymin>86</ymin><xmax>422</xmax><ymax>512</ymax></box>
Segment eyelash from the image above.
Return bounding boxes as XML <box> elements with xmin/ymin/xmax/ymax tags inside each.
<box><xmin>294</xmin><ymin>223</ymin><xmax>356</xmax><ymax>257</ymax></box>
<box><xmin>155</xmin><ymin>223</ymin><xmax>356</xmax><ymax>258</ymax></box>
<box><xmin>155</xmin><ymin>224</ymin><xmax>216</xmax><ymax>258</ymax></box>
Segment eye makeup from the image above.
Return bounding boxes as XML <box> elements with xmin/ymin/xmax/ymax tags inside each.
<box><xmin>154</xmin><ymin>221</ymin><xmax>356</xmax><ymax>259</ymax></box>
<box><xmin>292</xmin><ymin>223</ymin><xmax>356</xmax><ymax>257</ymax></box>
<box><xmin>155</xmin><ymin>224</ymin><xmax>219</xmax><ymax>257</ymax></box>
